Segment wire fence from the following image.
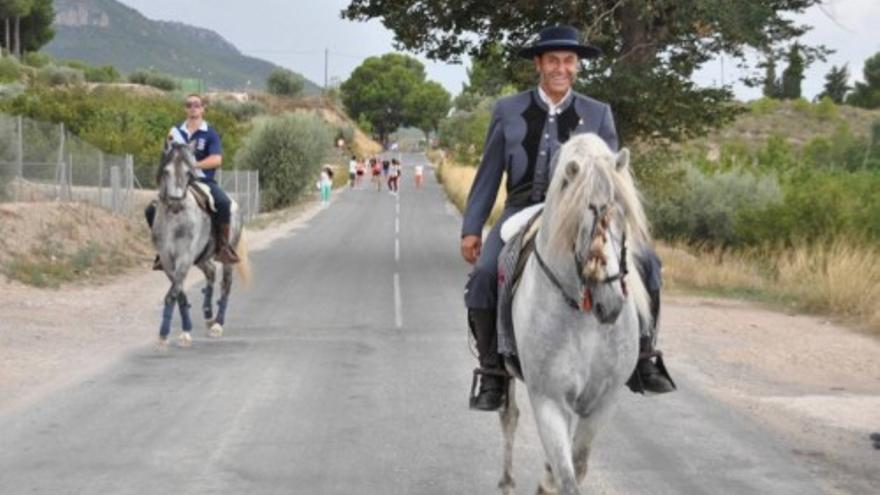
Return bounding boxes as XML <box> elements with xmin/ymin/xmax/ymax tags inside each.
<box><xmin>0</xmin><ymin>113</ymin><xmax>260</xmax><ymax>221</ymax></box>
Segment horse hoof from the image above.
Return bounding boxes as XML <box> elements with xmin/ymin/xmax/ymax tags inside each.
<box><xmin>154</xmin><ymin>338</ymin><xmax>170</xmax><ymax>352</ymax></box>
<box><xmin>208</xmin><ymin>322</ymin><xmax>223</xmax><ymax>338</ymax></box>
<box><xmin>177</xmin><ymin>333</ymin><xmax>193</xmax><ymax>348</ymax></box>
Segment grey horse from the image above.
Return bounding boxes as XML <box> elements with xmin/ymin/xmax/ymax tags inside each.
<box><xmin>498</xmin><ymin>134</ymin><xmax>652</xmax><ymax>495</ymax></box>
<box><xmin>152</xmin><ymin>142</ymin><xmax>251</xmax><ymax>349</ymax></box>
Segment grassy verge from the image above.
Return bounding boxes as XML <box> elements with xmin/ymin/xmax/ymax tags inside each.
<box><xmin>433</xmin><ymin>150</ymin><xmax>880</xmax><ymax>334</ymax></box>
<box><xmin>3</xmin><ymin>238</ymin><xmax>134</xmax><ymax>288</ymax></box>
<box><xmin>433</xmin><ymin>154</ymin><xmax>505</xmax><ymax>227</ymax></box>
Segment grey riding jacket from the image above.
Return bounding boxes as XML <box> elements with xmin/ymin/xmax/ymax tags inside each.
<box><xmin>461</xmin><ymin>89</ymin><xmax>618</xmax><ymax>238</ymax></box>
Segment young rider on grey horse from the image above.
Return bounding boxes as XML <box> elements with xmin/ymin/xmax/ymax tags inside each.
<box><xmin>145</xmin><ymin>93</ymin><xmax>239</xmax><ymax>266</ymax></box>
<box><xmin>461</xmin><ymin>26</ymin><xmax>675</xmax><ymax>412</ymax></box>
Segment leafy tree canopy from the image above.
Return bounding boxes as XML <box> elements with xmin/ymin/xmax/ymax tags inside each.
<box><xmin>343</xmin><ymin>0</ymin><xmax>830</xmax><ymax>143</ymax></box>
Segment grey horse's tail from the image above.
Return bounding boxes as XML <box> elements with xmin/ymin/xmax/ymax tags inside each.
<box><xmin>234</xmin><ymin>230</ymin><xmax>253</xmax><ymax>288</ymax></box>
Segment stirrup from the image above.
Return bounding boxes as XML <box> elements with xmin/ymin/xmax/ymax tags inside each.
<box><xmin>469</xmin><ymin>367</ymin><xmax>510</xmax><ymax>409</ymax></box>
<box><xmin>626</xmin><ymin>350</ymin><xmax>677</xmax><ymax>394</ymax></box>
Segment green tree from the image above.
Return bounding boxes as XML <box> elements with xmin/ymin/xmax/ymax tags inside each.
<box><xmin>403</xmin><ymin>80</ymin><xmax>451</xmax><ymax>138</ymax></box>
<box><xmin>340</xmin><ymin>53</ymin><xmax>426</xmax><ymax>142</ymax></box>
<box><xmin>818</xmin><ymin>64</ymin><xmax>850</xmax><ymax>103</ymax></box>
<box><xmin>780</xmin><ymin>43</ymin><xmax>805</xmax><ymax>99</ymax></box>
<box><xmin>266</xmin><ymin>68</ymin><xmax>305</xmax><ymax>97</ymax></box>
<box><xmin>760</xmin><ymin>56</ymin><xmax>781</xmax><ymax>99</ymax></box>
<box><xmin>343</xmin><ymin>0</ymin><xmax>829</xmax><ymax>143</ymax></box>
<box><xmin>0</xmin><ymin>0</ymin><xmax>53</xmax><ymax>58</ymax></box>
<box><xmin>847</xmin><ymin>53</ymin><xmax>880</xmax><ymax>109</ymax></box>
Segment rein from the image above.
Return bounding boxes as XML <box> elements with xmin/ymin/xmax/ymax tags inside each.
<box><xmin>532</xmin><ymin>204</ymin><xmax>628</xmax><ymax>313</ymax></box>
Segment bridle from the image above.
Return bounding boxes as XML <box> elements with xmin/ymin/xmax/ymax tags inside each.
<box><xmin>158</xmin><ymin>147</ymin><xmax>194</xmax><ymax>212</ymax></box>
<box><xmin>533</xmin><ymin>204</ymin><xmax>628</xmax><ymax>312</ymax></box>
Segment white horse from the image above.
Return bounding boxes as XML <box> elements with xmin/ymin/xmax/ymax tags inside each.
<box><xmin>499</xmin><ymin>134</ymin><xmax>652</xmax><ymax>495</ymax></box>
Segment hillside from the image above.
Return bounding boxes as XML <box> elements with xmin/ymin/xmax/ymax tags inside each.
<box><xmin>44</xmin><ymin>0</ymin><xmax>321</xmax><ymax>92</ymax></box>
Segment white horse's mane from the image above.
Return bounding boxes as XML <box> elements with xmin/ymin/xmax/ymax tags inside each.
<box><xmin>543</xmin><ymin>133</ymin><xmax>653</xmax><ymax>324</ymax></box>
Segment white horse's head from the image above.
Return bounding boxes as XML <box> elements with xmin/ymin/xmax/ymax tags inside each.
<box><xmin>542</xmin><ymin>133</ymin><xmax>651</xmax><ymax>325</ymax></box>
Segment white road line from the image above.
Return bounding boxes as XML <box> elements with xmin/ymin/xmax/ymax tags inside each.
<box><xmin>395</xmin><ymin>217</ymin><xmax>399</xmax><ymax>234</ymax></box>
<box><xmin>396</xmin><ymin>203</ymin><xmax>400</xmax><ymax>215</ymax></box>
<box><xmin>395</xmin><ymin>238</ymin><xmax>400</xmax><ymax>261</ymax></box>
<box><xmin>394</xmin><ymin>272</ymin><xmax>403</xmax><ymax>328</ymax></box>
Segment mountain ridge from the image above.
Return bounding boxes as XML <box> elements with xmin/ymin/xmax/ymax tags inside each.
<box><xmin>45</xmin><ymin>0</ymin><xmax>320</xmax><ymax>92</ymax></box>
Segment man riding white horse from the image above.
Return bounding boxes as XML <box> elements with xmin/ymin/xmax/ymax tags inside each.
<box><xmin>461</xmin><ymin>25</ymin><xmax>676</xmax><ymax>411</ymax></box>
<box><xmin>145</xmin><ymin>93</ymin><xmax>240</xmax><ymax>266</ymax></box>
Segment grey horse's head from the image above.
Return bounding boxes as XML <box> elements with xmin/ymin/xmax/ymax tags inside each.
<box><xmin>157</xmin><ymin>142</ymin><xmax>196</xmax><ymax>208</ymax></box>
<box><xmin>543</xmin><ymin>134</ymin><xmax>651</xmax><ymax>325</ymax></box>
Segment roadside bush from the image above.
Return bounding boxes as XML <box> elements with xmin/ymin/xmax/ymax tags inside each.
<box><xmin>0</xmin><ymin>56</ymin><xmax>23</xmax><ymax>83</ymax></box>
<box><xmin>813</xmin><ymin>96</ymin><xmax>838</xmax><ymax>121</ymax></box>
<box><xmin>266</xmin><ymin>68</ymin><xmax>304</xmax><ymax>97</ymax></box>
<box><xmin>128</xmin><ymin>70</ymin><xmax>178</xmax><ymax>91</ymax></box>
<box><xmin>438</xmin><ymin>97</ymin><xmax>493</xmax><ymax>166</ymax></box>
<box><xmin>749</xmin><ymin>97</ymin><xmax>779</xmax><ymax>116</ymax></box>
<box><xmin>648</xmin><ymin>161</ymin><xmax>783</xmax><ymax>246</ymax></box>
<box><xmin>35</xmin><ymin>65</ymin><xmax>85</xmax><ymax>86</ymax></box>
<box><xmin>0</xmin><ymin>86</ymin><xmax>245</xmax><ymax>185</ymax></box>
<box><xmin>235</xmin><ymin>112</ymin><xmax>333</xmax><ymax>210</ymax></box>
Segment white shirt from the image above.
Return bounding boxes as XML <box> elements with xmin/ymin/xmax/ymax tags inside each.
<box><xmin>348</xmin><ymin>160</ymin><xmax>357</xmax><ymax>174</ymax></box>
<box><xmin>538</xmin><ymin>86</ymin><xmax>572</xmax><ymax>115</ymax></box>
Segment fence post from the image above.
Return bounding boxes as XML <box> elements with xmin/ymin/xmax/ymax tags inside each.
<box><xmin>255</xmin><ymin>170</ymin><xmax>260</xmax><ymax>216</ymax></box>
<box><xmin>67</xmin><ymin>152</ymin><xmax>74</xmax><ymax>201</ymax></box>
<box><xmin>14</xmin><ymin>115</ymin><xmax>22</xmax><ymax>201</ymax></box>
<box><xmin>98</xmin><ymin>152</ymin><xmax>104</xmax><ymax>208</ymax></box>
<box><xmin>246</xmin><ymin>170</ymin><xmax>252</xmax><ymax>221</ymax></box>
<box><xmin>55</xmin><ymin>123</ymin><xmax>66</xmax><ymax>200</ymax></box>
<box><xmin>110</xmin><ymin>165</ymin><xmax>120</xmax><ymax>214</ymax></box>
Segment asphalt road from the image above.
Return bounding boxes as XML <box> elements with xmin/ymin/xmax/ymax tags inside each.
<box><xmin>0</xmin><ymin>153</ymin><xmax>827</xmax><ymax>494</ymax></box>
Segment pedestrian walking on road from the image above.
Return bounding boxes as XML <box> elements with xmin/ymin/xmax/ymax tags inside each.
<box><xmin>414</xmin><ymin>163</ymin><xmax>424</xmax><ymax>189</ymax></box>
<box><xmin>348</xmin><ymin>155</ymin><xmax>357</xmax><ymax>189</ymax></box>
<box><xmin>317</xmin><ymin>166</ymin><xmax>333</xmax><ymax>206</ymax></box>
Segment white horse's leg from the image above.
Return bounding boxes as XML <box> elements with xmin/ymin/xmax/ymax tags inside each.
<box><xmin>532</xmin><ymin>399</ymin><xmax>579</xmax><ymax>495</ymax></box>
<box><xmin>538</xmin><ymin>463</ymin><xmax>557</xmax><ymax>495</ymax></box>
<box><xmin>499</xmin><ymin>379</ymin><xmax>519</xmax><ymax>495</ymax></box>
<box><xmin>572</xmin><ymin>418</ymin><xmax>600</xmax><ymax>485</ymax></box>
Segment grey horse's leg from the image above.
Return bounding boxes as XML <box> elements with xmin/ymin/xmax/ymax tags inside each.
<box><xmin>159</xmin><ymin>281</ymin><xmax>182</xmax><ymax>339</ymax></box>
<box><xmin>177</xmin><ymin>291</ymin><xmax>193</xmax><ymax>332</ymax></box>
<box><xmin>216</xmin><ymin>263</ymin><xmax>233</xmax><ymax>325</ymax></box>
<box><xmin>198</xmin><ymin>259</ymin><xmax>216</xmax><ymax>322</ymax></box>
<box><xmin>499</xmin><ymin>380</ymin><xmax>520</xmax><ymax>495</ymax></box>
<box><xmin>532</xmin><ymin>399</ymin><xmax>578</xmax><ymax>495</ymax></box>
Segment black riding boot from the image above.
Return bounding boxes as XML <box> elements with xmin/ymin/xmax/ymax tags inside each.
<box><xmin>468</xmin><ymin>309</ymin><xmax>506</xmax><ymax>411</ymax></box>
<box><xmin>145</xmin><ymin>202</ymin><xmax>163</xmax><ymax>270</ymax></box>
<box><xmin>627</xmin><ymin>289</ymin><xmax>676</xmax><ymax>394</ymax></box>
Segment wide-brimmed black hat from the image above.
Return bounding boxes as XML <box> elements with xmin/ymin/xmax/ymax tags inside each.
<box><xmin>517</xmin><ymin>25</ymin><xmax>601</xmax><ymax>59</ymax></box>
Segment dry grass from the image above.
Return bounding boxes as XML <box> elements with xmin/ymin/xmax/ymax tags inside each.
<box><xmin>434</xmin><ymin>155</ymin><xmax>506</xmax><ymax>227</ymax></box>
<box><xmin>660</xmin><ymin>239</ymin><xmax>880</xmax><ymax>333</ymax></box>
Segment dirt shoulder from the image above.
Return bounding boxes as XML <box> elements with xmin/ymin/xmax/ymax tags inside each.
<box><xmin>662</xmin><ymin>294</ymin><xmax>880</xmax><ymax>494</ymax></box>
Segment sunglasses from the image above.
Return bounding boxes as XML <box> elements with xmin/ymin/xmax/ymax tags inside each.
<box><xmin>185</xmin><ymin>101</ymin><xmax>202</xmax><ymax>108</ymax></box>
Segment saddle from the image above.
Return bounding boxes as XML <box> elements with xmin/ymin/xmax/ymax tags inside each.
<box><xmin>497</xmin><ymin>206</ymin><xmax>543</xmax><ymax>379</ymax></box>
<box><xmin>188</xmin><ymin>181</ymin><xmax>217</xmax><ymax>213</ymax></box>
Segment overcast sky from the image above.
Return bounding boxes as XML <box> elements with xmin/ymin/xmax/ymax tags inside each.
<box><xmin>117</xmin><ymin>0</ymin><xmax>880</xmax><ymax>101</ymax></box>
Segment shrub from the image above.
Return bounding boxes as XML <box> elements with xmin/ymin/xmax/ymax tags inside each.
<box><xmin>84</xmin><ymin>65</ymin><xmax>120</xmax><ymax>83</ymax></box>
<box><xmin>749</xmin><ymin>97</ymin><xmax>779</xmax><ymax>115</ymax></box>
<box><xmin>235</xmin><ymin>112</ymin><xmax>333</xmax><ymax>210</ymax></box>
<box><xmin>35</xmin><ymin>65</ymin><xmax>85</xmax><ymax>86</ymax></box>
<box><xmin>813</xmin><ymin>96</ymin><xmax>838</xmax><ymax>121</ymax></box>
<box><xmin>791</xmin><ymin>97</ymin><xmax>812</xmax><ymax>115</ymax></box>
<box><xmin>648</xmin><ymin>161</ymin><xmax>783</xmax><ymax>246</ymax></box>
<box><xmin>210</xmin><ymin>98</ymin><xmax>265</xmax><ymax>121</ymax></box>
<box><xmin>128</xmin><ymin>70</ymin><xmax>178</xmax><ymax>91</ymax></box>
<box><xmin>0</xmin><ymin>56</ymin><xmax>22</xmax><ymax>83</ymax></box>
<box><xmin>266</xmin><ymin>68</ymin><xmax>304</xmax><ymax>97</ymax></box>
<box><xmin>21</xmin><ymin>52</ymin><xmax>52</xmax><ymax>68</ymax></box>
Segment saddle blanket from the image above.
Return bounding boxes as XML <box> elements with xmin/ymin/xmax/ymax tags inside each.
<box><xmin>497</xmin><ymin>206</ymin><xmax>543</xmax><ymax>360</ymax></box>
